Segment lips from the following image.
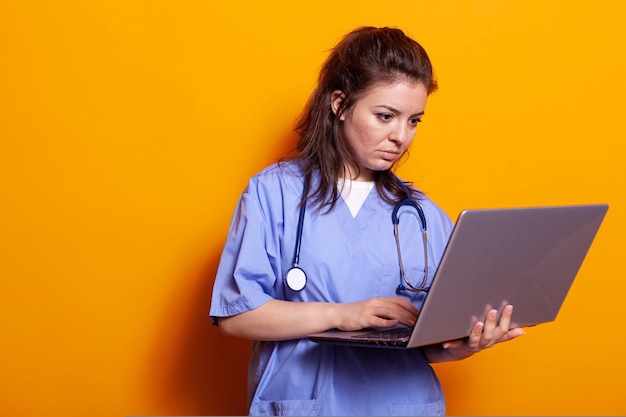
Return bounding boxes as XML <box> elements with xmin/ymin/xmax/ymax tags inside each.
<box><xmin>379</xmin><ymin>150</ymin><xmax>401</xmax><ymax>160</ymax></box>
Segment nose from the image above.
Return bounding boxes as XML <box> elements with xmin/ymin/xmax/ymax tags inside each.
<box><xmin>390</xmin><ymin>122</ymin><xmax>412</xmax><ymax>145</ymax></box>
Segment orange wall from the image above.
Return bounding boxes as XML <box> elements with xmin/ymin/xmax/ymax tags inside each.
<box><xmin>1</xmin><ymin>1</ymin><xmax>624</xmax><ymax>416</ymax></box>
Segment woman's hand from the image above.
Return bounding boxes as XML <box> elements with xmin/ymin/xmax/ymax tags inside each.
<box><xmin>333</xmin><ymin>297</ymin><xmax>419</xmax><ymax>331</ymax></box>
<box><xmin>424</xmin><ymin>304</ymin><xmax>525</xmax><ymax>363</ymax></box>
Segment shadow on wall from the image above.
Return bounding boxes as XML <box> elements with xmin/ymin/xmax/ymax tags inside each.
<box><xmin>147</xmin><ymin>252</ymin><xmax>252</xmax><ymax>416</ymax></box>
<box><xmin>143</xmin><ymin>131</ymin><xmax>300</xmax><ymax>416</ymax></box>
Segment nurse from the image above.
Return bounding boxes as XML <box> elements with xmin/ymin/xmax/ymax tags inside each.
<box><xmin>209</xmin><ymin>26</ymin><xmax>524</xmax><ymax>416</ymax></box>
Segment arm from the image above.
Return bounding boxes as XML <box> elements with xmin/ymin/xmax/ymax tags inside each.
<box><xmin>423</xmin><ymin>304</ymin><xmax>525</xmax><ymax>363</ymax></box>
<box><xmin>218</xmin><ymin>297</ymin><xmax>419</xmax><ymax>341</ymax></box>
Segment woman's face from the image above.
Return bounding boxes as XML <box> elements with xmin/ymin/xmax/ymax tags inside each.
<box><xmin>332</xmin><ymin>80</ymin><xmax>429</xmax><ymax>181</ymax></box>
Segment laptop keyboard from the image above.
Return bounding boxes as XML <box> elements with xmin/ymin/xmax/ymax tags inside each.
<box><xmin>351</xmin><ymin>327</ymin><xmax>412</xmax><ymax>341</ymax></box>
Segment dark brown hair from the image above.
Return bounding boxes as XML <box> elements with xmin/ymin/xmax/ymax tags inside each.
<box><xmin>287</xmin><ymin>26</ymin><xmax>438</xmax><ymax>211</ymax></box>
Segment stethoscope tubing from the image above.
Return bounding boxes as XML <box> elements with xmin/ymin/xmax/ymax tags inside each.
<box><xmin>392</xmin><ymin>180</ymin><xmax>429</xmax><ymax>292</ymax></box>
<box><xmin>284</xmin><ymin>182</ymin><xmax>309</xmax><ymax>292</ymax></box>
<box><xmin>292</xmin><ymin>198</ymin><xmax>307</xmax><ymax>268</ymax></box>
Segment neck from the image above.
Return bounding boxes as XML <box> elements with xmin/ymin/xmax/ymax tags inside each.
<box><xmin>343</xmin><ymin>165</ymin><xmax>374</xmax><ymax>182</ymax></box>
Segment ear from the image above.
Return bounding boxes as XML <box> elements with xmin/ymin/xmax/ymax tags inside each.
<box><xmin>330</xmin><ymin>90</ymin><xmax>346</xmax><ymax>120</ymax></box>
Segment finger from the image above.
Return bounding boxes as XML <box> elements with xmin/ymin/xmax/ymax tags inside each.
<box><xmin>344</xmin><ymin>299</ymin><xmax>413</xmax><ymax>330</ymax></box>
<box><xmin>499</xmin><ymin>305</ymin><xmax>526</xmax><ymax>342</ymax></box>
<box><xmin>380</xmin><ymin>298</ymin><xmax>418</xmax><ymax>323</ymax></box>
<box><xmin>388</xmin><ymin>297</ymin><xmax>419</xmax><ymax>316</ymax></box>
<box><xmin>369</xmin><ymin>317</ymin><xmax>400</xmax><ymax>329</ymax></box>
<box><xmin>481</xmin><ymin>309</ymin><xmax>498</xmax><ymax>343</ymax></box>
<box><xmin>506</xmin><ymin>327</ymin><xmax>526</xmax><ymax>340</ymax></box>
<box><xmin>497</xmin><ymin>305</ymin><xmax>514</xmax><ymax>333</ymax></box>
<box><xmin>466</xmin><ymin>321</ymin><xmax>484</xmax><ymax>350</ymax></box>
<box><xmin>376</xmin><ymin>304</ymin><xmax>416</xmax><ymax>327</ymax></box>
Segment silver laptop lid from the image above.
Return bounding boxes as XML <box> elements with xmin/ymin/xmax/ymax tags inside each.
<box><xmin>406</xmin><ymin>203</ymin><xmax>609</xmax><ymax>348</ymax></box>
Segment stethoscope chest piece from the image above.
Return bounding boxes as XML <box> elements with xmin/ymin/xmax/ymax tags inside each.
<box><xmin>285</xmin><ymin>266</ymin><xmax>307</xmax><ymax>291</ymax></box>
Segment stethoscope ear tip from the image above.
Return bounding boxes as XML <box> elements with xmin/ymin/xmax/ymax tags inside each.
<box><xmin>396</xmin><ymin>284</ymin><xmax>406</xmax><ymax>294</ymax></box>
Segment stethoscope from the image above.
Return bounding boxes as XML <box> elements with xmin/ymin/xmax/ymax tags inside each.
<box><xmin>284</xmin><ymin>177</ymin><xmax>430</xmax><ymax>293</ymax></box>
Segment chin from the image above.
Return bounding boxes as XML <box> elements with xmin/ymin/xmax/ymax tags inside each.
<box><xmin>370</xmin><ymin>162</ymin><xmax>395</xmax><ymax>172</ymax></box>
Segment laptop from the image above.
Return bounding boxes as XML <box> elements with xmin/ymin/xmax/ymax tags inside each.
<box><xmin>307</xmin><ymin>203</ymin><xmax>609</xmax><ymax>349</ymax></box>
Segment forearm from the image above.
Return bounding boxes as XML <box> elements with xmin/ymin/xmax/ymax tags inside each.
<box><xmin>218</xmin><ymin>299</ymin><xmax>341</xmax><ymax>341</ymax></box>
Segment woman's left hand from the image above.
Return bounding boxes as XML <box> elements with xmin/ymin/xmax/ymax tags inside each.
<box><xmin>424</xmin><ymin>304</ymin><xmax>525</xmax><ymax>362</ymax></box>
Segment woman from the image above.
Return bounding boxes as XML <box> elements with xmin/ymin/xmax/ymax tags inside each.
<box><xmin>209</xmin><ymin>26</ymin><xmax>524</xmax><ymax>416</ymax></box>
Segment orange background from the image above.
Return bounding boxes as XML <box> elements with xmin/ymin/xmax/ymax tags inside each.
<box><xmin>1</xmin><ymin>1</ymin><xmax>625</xmax><ymax>416</ymax></box>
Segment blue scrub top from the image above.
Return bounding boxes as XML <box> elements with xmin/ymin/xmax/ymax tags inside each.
<box><xmin>210</xmin><ymin>161</ymin><xmax>454</xmax><ymax>416</ymax></box>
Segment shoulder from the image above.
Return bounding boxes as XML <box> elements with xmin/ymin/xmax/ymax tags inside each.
<box><xmin>253</xmin><ymin>160</ymin><xmax>304</xmax><ymax>183</ymax></box>
<box><xmin>242</xmin><ymin>161</ymin><xmax>305</xmax><ymax>212</ymax></box>
<box><xmin>403</xmin><ymin>183</ymin><xmax>454</xmax><ymax>231</ymax></box>
<box><xmin>247</xmin><ymin>161</ymin><xmax>304</xmax><ymax>194</ymax></box>
<box><xmin>422</xmin><ymin>199</ymin><xmax>455</xmax><ymax>242</ymax></box>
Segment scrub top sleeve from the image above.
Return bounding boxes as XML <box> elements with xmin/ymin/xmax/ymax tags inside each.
<box><xmin>209</xmin><ymin>185</ymin><xmax>280</xmax><ymax>325</ymax></box>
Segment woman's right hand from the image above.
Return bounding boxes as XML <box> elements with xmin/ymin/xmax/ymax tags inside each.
<box><xmin>333</xmin><ymin>297</ymin><xmax>419</xmax><ymax>331</ymax></box>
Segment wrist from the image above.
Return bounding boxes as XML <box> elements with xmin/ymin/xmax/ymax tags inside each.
<box><xmin>325</xmin><ymin>302</ymin><xmax>343</xmax><ymax>330</ymax></box>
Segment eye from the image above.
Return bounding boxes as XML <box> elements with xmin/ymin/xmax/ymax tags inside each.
<box><xmin>409</xmin><ymin>117</ymin><xmax>423</xmax><ymax>126</ymax></box>
<box><xmin>377</xmin><ymin>113</ymin><xmax>393</xmax><ymax>122</ymax></box>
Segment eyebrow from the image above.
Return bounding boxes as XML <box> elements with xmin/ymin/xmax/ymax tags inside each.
<box><xmin>375</xmin><ymin>105</ymin><xmax>425</xmax><ymax>117</ymax></box>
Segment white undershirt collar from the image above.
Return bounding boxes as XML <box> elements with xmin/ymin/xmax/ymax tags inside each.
<box><xmin>338</xmin><ymin>178</ymin><xmax>375</xmax><ymax>218</ymax></box>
